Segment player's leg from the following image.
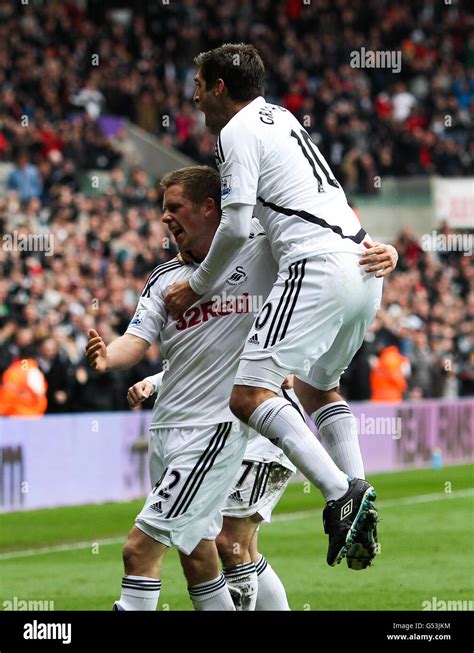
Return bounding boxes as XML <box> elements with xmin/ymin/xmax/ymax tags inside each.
<box><xmin>113</xmin><ymin>526</ymin><xmax>167</xmax><ymax>611</ymax></box>
<box><xmin>230</xmin><ymin>384</ymin><xmax>349</xmax><ymax>502</ymax></box>
<box><xmin>249</xmin><ymin>531</ymin><xmax>290</xmax><ymax>611</ymax></box>
<box><xmin>230</xmin><ymin>258</ymin><xmax>349</xmax><ymax>501</ymax></box>
<box><xmin>133</xmin><ymin>423</ymin><xmax>248</xmax><ymax>608</ymax></box>
<box><xmin>219</xmin><ymin>455</ymin><xmax>293</xmax><ymax>609</ymax></box>
<box><xmin>292</xmin><ymin>263</ymin><xmax>383</xmax><ymax>569</ymax></box>
<box><xmin>179</xmin><ymin>538</ymin><xmax>235</xmax><ymax>611</ymax></box>
<box><xmin>231</xmin><ymin>253</ymin><xmax>380</xmax><ymax>565</ymax></box>
<box><xmin>215</xmin><ymin>515</ymin><xmax>259</xmax><ymax>610</ymax></box>
<box><xmin>293</xmin><ymin>380</ymin><xmax>364</xmax><ymax>478</ymax></box>
<box><xmin>294</xmin><ymin>378</ymin><xmax>378</xmax><ymax>570</ymax></box>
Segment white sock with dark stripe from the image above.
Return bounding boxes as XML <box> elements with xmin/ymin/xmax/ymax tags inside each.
<box><xmin>312</xmin><ymin>401</ymin><xmax>365</xmax><ymax>479</ymax></box>
<box><xmin>188</xmin><ymin>574</ymin><xmax>235</xmax><ymax>611</ymax></box>
<box><xmin>116</xmin><ymin>575</ymin><xmax>161</xmax><ymax>610</ymax></box>
<box><xmin>255</xmin><ymin>555</ymin><xmax>290</xmax><ymax>611</ymax></box>
<box><xmin>223</xmin><ymin>562</ymin><xmax>258</xmax><ymax>611</ymax></box>
<box><xmin>249</xmin><ymin>397</ymin><xmax>348</xmax><ymax>501</ymax></box>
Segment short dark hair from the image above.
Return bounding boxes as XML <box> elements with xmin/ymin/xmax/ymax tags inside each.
<box><xmin>160</xmin><ymin>165</ymin><xmax>221</xmax><ymax>210</ymax></box>
<box><xmin>194</xmin><ymin>43</ymin><xmax>265</xmax><ymax>102</ymax></box>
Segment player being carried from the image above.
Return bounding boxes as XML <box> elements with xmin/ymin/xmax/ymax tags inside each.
<box><xmin>165</xmin><ymin>44</ymin><xmax>393</xmax><ymax>568</ymax></box>
<box><xmin>86</xmin><ymin>166</ymin><xmax>397</xmax><ymax>610</ymax></box>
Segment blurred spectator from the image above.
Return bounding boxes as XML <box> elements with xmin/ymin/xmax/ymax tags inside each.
<box><xmin>407</xmin><ymin>330</ymin><xmax>434</xmax><ymax>398</ymax></box>
<box><xmin>37</xmin><ymin>338</ymin><xmax>75</xmax><ymax>413</ymax></box>
<box><xmin>7</xmin><ymin>151</ymin><xmax>42</xmax><ymax>202</ymax></box>
<box><xmin>459</xmin><ymin>350</ymin><xmax>474</xmax><ymax>396</ymax></box>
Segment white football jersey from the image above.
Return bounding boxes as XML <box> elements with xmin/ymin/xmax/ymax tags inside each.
<box><xmin>127</xmin><ymin>219</ymin><xmax>274</xmax><ymax>428</ymax></box>
<box><xmin>216</xmin><ymin>96</ymin><xmax>368</xmax><ymax>266</ymax></box>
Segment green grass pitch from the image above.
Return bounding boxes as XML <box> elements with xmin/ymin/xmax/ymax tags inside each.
<box><xmin>1</xmin><ymin>464</ymin><xmax>472</xmax><ymax>611</ymax></box>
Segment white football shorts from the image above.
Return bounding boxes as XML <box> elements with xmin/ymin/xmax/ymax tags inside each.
<box><xmin>235</xmin><ymin>251</ymin><xmax>383</xmax><ymax>392</ymax></box>
<box><xmin>135</xmin><ymin>421</ymin><xmax>248</xmax><ymax>555</ymax></box>
<box><xmin>222</xmin><ymin>457</ymin><xmax>294</xmax><ymax>523</ymax></box>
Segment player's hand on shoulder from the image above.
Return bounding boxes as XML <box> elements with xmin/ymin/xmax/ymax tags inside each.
<box><xmin>282</xmin><ymin>374</ymin><xmax>294</xmax><ymax>389</ymax></box>
<box><xmin>165</xmin><ymin>279</ymin><xmax>201</xmax><ymax>320</ymax></box>
<box><xmin>359</xmin><ymin>241</ymin><xmax>398</xmax><ymax>278</ymax></box>
<box><xmin>127</xmin><ymin>379</ymin><xmax>155</xmax><ymax>408</ymax></box>
<box><xmin>85</xmin><ymin>328</ymin><xmax>108</xmax><ymax>373</ymax></box>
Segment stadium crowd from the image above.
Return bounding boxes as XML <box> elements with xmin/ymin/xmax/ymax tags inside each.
<box><xmin>1</xmin><ymin>156</ymin><xmax>472</xmax><ymax>413</ymax></box>
<box><xmin>0</xmin><ymin>0</ymin><xmax>472</xmax><ymax>191</ymax></box>
<box><xmin>0</xmin><ymin>0</ymin><xmax>473</xmax><ymax>413</ymax></box>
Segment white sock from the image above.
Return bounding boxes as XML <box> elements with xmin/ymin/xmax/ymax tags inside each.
<box><xmin>255</xmin><ymin>555</ymin><xmax>290</xmax><ymax>611</ymax></box>
<box><xmin>116</xmin><ymin>575</ymin><xmax>161</xmax><ymax>610</ymax></box>
<box><xmin>312</xmin><ymin>402</ymin><xmax>365</xmax><ymax>479</ymax></box>
<box><xmin>223</xmin><ymin>562</ymin><xmax>258</xmax><ymax>611</ymax></box>
<box><xmin>249</xmin><ymin>397</ymin><xmax>348</xmax><ymax>501</ymax></box>
<box><xmin>188</xmin><ymin>574</ymin><xmax>235</xmax><ymax>611</ymax></box>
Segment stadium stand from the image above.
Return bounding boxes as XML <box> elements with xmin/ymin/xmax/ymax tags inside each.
<box><xmin>0</xmin><ymin>0</ymin><xmax>472</xmax><ymax>411</ymax></box>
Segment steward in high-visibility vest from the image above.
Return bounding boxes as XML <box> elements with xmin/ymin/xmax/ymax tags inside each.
<box><xmin>370</xmin><ymin>345</ymin><xmax>409</xmax><ymax>402</ymax></box>
<box><xmin>0</xmin><ymin>358</ymin><xmax>48</xmax><ymax>416</ymax></box>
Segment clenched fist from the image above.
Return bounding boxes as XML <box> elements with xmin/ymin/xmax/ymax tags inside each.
<box><xmin>127</xmin><ymin>379</ymin><xmax>155</xmax><ymax>408</ymax></box>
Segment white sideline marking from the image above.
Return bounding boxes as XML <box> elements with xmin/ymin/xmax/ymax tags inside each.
<box><xmin>1</xmin><ymin>488</ymin><xmax>472</xmax><ymax>561</ymax></box>
<box><xmin>0</xmin><ymin>536</ymin><xmax>124</xmax><ymax>561</ymax></box>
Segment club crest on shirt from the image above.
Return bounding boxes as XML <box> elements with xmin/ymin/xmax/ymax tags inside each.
<box><xmin>226</xmin><ymin>265</ymin><xmax>247</xmax><ymax>286</ymax></box>
<box><xmin>221</xmin><ymin>174</ymin><xmax>232</xmax><ymax>198</ymax></box>
<box><xmin>130</xmin><ymin>308</ymin><xmax>147</xmax><ymax>326</ymax></box>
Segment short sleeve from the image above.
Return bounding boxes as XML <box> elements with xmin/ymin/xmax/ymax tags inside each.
<box><xmin>218</xmin><ymin>123</ymin><xmax>261</xmax><ymax>208</ymax></box>
<box><xmin>125</xmin><ymin>283</ymin><xmax>166</xmax><ymax>346</ymax></box>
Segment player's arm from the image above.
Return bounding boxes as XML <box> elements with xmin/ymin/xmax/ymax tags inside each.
<box><xmin>359</xmin><ymin>241</ymin><xmax>398</xmax><ymax>277</ymax></box>
<box><xmin>127</xmin><ymin>371</ymin><xmax>165</xmax><ymax>408</ymax></box>
<box><xmin>165</xmin><ymin>127</ymin><xmax>260</xmax><ymax>318</ymax></box>
<box><xmin>190</xmin><ymin>203</ymin><xmax>254</xmax><ymax>294</ymax></box>
<box><xmin>165</xmin><ymin>204</ymin><xmax>253</xmax><ymax>318</ymax></box>
<box><xmin>85</xmin><ymin>330</ymin><xmax>149</xmax><ymax>372</ymax></box>
<box><xmin>87</xmin><ymin>268</ymin><xmax>169</xmax><ymax>372</ymax></box>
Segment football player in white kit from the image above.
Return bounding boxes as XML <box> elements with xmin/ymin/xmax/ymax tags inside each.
<box><xmin>86</xmin><ymin>166</ymin><xmax>396</xmax><ymax>610</ymax></box>
<box><xmin>127</xmin><ymin>369</ymin><xmax>297</xmax><ymax>611</ymax></box>
<box><xmin>86</xmin><ymin>166</ymin><xmax>298</xmax><ymax>611</ymax></box>
<box><xmin>165</xmin><ymin>44</ymin><xmax>393</xmax><ymax>569</ymax></box>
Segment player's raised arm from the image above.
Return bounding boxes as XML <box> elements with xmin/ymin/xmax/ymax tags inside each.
<box><xmin>85</xmin><ymin>330</ymin><xmax>149</xmax><ymax>373</ymax></box>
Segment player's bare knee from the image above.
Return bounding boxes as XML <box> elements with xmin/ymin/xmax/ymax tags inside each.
<box><xmin>312</xmin><ymin>387</ymin><xmax>342</xmax><ymax>409</ymax></box>
<box><xmin>216</xmin><ymin>530</ymin><xmax>245</xmax><ymax>566</ymax></box>
<box><xmin>122</xmin><ymin>528</ymin><xmax>163</xmax><ymax>575</ymax></box>
<box><xmin>123</xmin><ymin>540</ymin><xmax>145</xmax><ymax>570</ymax></box>
<box><xmin>229</xmin><ymin>385</ymin><xmax>250</xmax><ymax>421</ymax></box>
<box><xmin>230</xmin><ymin>385</ymin><xmax>276</xmax><ymax>422</ymax></box>
<box><xmin>294</xmin><ymin>377</ymin><xmax>341</xmax><ymax>413</ymax></box>
<box><xmin>180</xmin><ymin>549</ymin><xmax>219</xmax><ymax>586</ymax></box>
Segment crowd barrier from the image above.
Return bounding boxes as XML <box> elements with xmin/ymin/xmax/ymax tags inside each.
<box><xmin>1</xmin><ymin>398</ymin><xmax>472</xmax><ymax>512</ymax></box>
